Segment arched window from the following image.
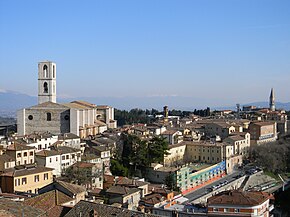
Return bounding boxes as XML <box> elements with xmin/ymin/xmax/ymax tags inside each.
<box><xmin>43</xmin><ymin>82</ymin><xmax>48</xmax><ymax>93</ymax></box>
<box><xmin>47</xmin><ymin>113</ymin><xmax>52</xmax><ymax>121</ymax></box>
<box><xmin>43</xmin><ymin>65</ymin><xmax>48</xmax><ymax>77</ymax></box>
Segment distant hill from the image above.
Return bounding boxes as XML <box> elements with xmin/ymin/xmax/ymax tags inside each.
<box><xmin>0</xmin><ymin>90</ymin><xmax>290</xmax><ymax>117</ymax></box>
<box><xmin>0</xmin><ymin>91</ymin><xmax>37</xmax><ymax>117</ymax></box>
<box><xmin>216</xmin><ymin>102</ymin><xmax>290</xmax><ymax>111</ymax></box>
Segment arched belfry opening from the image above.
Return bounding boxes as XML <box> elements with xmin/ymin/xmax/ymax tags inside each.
<box><xmin>43</xmin><ymin>82</ymin><xmax>48</xmax><ymax>93</ymax></box>
<box><xmin>43</xmin><ymin>65</ymin><xmax>48</xmax><ymax>77</ymax></box>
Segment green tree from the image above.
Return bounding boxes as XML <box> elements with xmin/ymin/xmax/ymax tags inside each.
<box><xmin>164</xmin><ymin>173</ymin><xmax>179</xmax><ymax>192</ymax></box>
<box><xmin>148</xmin><ymin>136</ymin><xmax>169</xmax><ymax>164</ymax></box>
<box><xmin>63</xmin><ymin>166</ymin><xmax>92</xmax><ymax>185</ymax></box>
<box><xmin>110</xmin><ymin>159</ymin><xmax>128</xmax><ymax>177</ymax></box>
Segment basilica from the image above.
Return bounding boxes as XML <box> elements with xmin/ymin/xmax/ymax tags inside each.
<box><xmin>17</xmin><ymin>61</ymin><xmax>117</xmax><ymax>138</ymax></box>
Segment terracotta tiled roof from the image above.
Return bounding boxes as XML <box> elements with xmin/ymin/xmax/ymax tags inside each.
<box><xmin>141</xmin><ymin>193</ymin><xmax>164</xmax><ymax>205</ymax></box>
<box><xmin>24</xmin><ymin>190</ymin><xmax>73</xmax><ymax>210</ymax></box>
<box><xmin>6</xmin><ymin>143</ymin><xmax>34</xmax><ymax>151</ymax></box>
<box><xmin>72</xmin><ymin>161</ymin><xmax>95</xmax><ymax>168</ymax></box>
<box><xmin>58</xmin><ymin>133</ymin><xmax>80</xmax><ymax>140</ymax></box>
<box><xmin>64</xmin><ymin>200</ymin><xmax>157</xmax><ymax>217</ymax></box>
<box><xmin>251</xmin><ymin>121</ymin><xmax>275</xmax><ymax>126</ymax></box>
<box><xmin>30</xmin><ymin>101</ymin><xmax>69</xmax><ymax>109</ymax></box>
<box><xmin>36</xmin><ymin>149</ymin><xmax>60</xmax><ymax>157</ymax></box>
<box><xmin>0</xmin><ymin>154</ymin><xmax>15</xmax><ymax>162</ymax></box>
<box><xmin>207</xmin><ymin>190</ymin><xmax>272</xmax><ymax>206</ymax></box>
<box><xmin>116</xmin><ymin>177</ymin><xmax>149</xmax><ymax>187</ymax></box>
<box><xmin>106</xmin><ymin>185</ymin><xmax>140</xmax><ymax>196</ymax></box>
<box><xmin>0</xmin><ymin>198</ymin><xmax>45</xmax><ymax>216</ymax></box>
<box><xmin>55</xmin><ymin>180</ymin><xmax>86</xmax><ymax>195</ymax></box>
<box><xmin>1</xmin><ymin>165</ymin><xmax>53</xmax><ymax>177</ymax></box>
<box><xmin>52</xmin><ymin>146</ymin><xmax>81</xmax><ymax>154</ymax></box>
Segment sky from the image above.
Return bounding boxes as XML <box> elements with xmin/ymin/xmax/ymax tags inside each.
<box><xmin>0</xmin><ymin>0</ymin><xmax>290</xmax><ymax>108</ymax></box>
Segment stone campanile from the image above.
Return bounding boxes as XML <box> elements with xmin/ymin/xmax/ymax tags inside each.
<box><xmin>38</xmin><ymin>61</ymin><xmax>57</xmax><ymax>104</ymax></box>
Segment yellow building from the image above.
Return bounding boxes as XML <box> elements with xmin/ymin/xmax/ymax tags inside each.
<box><xmin>185</xmin><ymin>141</ymin><xmax>242</xmax><ymax>173</ymax></box>
<box><xmin>6</xmin><ymin>143</ymin><xmax>35</xmax><ymax>166</ymax></box>
<box><xmin>0</xmin><ymin>165</ymin><xmax>53</xmax><ymax>194</ymax></box>
<box><xmin>163</xmin><ymin>142</ymin><xmax>187</xmax><ymax>166</ymax></box>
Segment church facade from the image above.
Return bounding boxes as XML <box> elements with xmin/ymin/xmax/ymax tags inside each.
<box><xmin>17</xmin><ymin>61</ymin><xmax>117</xmax><ymax>138</ymax></box>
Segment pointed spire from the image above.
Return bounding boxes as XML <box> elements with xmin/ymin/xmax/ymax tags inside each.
<box><xmin>269</xmin><ymin>88</ymin><xmax>275</xmax><ymax>111</ymax></box>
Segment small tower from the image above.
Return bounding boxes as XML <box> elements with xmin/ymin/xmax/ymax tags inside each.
<box><xmin>163</xmin><ymin>106</ymin><xmax>169</xmax><ymax>122</ymax></box>
<box><xmin>38</xmin><ymin>61</ymin><xmax>56</xmax><ymax>104</ymax></box>
<box><xmin>269</xmin><ymin>88</ymin><xmax>275</xmax><ymax>111</ymax></box>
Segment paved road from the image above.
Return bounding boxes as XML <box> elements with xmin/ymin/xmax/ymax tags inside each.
<box><xmin>183</xmin><ymin>170</ymin><xmax>244</xmax><ymax>203</ymax></box>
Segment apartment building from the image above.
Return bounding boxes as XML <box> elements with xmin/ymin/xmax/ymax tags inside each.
<box><xmin>207</xmin><ymin>190</ymin><xmax>274</xmax><ymax>217</ymax></box>
<box><xmin>50</xmin><ymin>146</ymin><xmax>82</xmax><ymax>171</ymax></box>
<box><xmin>35</xmin><ymin>150</ymin><xmax>62</xmax><ymax>177</ymax></box>
<box><xmin>0</xmin><ymin>164</ymin><xmax>53</xmax><ymax>194</ymax></box>
<box><xmin>224</xmin><ymin>132</ymin><xmax>251</xmax><ymax>157</ymax></box>
<box><xmin>205</xmin><ymin>122</ymin><xmax>237</xmax><ymax>139</ymax></box>
<box><xmin>6</xmin><ymin>143</ymin><xmax>35</xmax><ymax>165</ymax></box>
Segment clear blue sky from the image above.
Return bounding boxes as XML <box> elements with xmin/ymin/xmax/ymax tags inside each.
<box><xmin>0</xmin><ymin>0</ymin><xmax>290</xmax><ymax>106</ymax></box>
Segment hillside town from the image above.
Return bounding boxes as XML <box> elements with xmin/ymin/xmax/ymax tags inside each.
<box><xmin>0</xmin><ymin>61</ymin><xmax>289</xmax><ymax>217</ymax></box>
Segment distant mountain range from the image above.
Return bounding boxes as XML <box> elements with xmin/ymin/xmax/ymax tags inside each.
<box><xmin>0</xmin><ymin>90</ymin><xmax>290</xmax><ymax>117</ymax></box>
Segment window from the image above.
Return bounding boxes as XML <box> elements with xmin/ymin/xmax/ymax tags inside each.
<box><xmin>56</xmin><ymin>157</ymin><xmax>58</xmax><ymax>162</ymax></box>
<box><xmin>34</xmin><ymin>175</ymin><xmax>39</xmax><ymax>182</ymax></box>
<box><xmin>24</xmin><ymin>160</ymin><xmax>27</xmax><ymax>164</ymax></box>
<box><xmin>22</xmin><ymin>177</ymin><xmax>27</xmax><ymax>185</ymax></box>
<box><xmin>15</xmin><ymin>179</ymin><xmax>20</xmax><ymax>186</ymax></box>
<box><xmin>24</xmin><ymin>152</ymin><xmax>27</xmax><ymax>157</ymax></box>
<box><xmin>43</xmin><ymin>82</ymin><xmax>48</xmax><ymax>93</ymax></box>
<box><xmin>66</xmin><ymin>155</ymin><xmax>69</xmax><ymax>160</ymax></box>
<box><xmin>213</xmin><ymin>208</ymin><xmax>218</xmax><ymax>212</ymax></box>
<box><xmin>28</xmin><ymin>115</ymin><xmax>33</xmax><ymax>120</ymax></box>
<box><xmin>43</xmin><ymin>65</ymin><xmax>48</xmax><ymax>77</ymax></box>
<box><xmin>72</xmin><ymin>154</ymin><xmax>75</xmax><ymax>159</ymax></box>
<box><xmin>44</xmin><ymin>173</ymin><xmax>48</xmax><ymax>180</ymax></box>
<box><xmin>38</xmin><ymin>145</ymin><xmax>41</xmax><ymax>150</ymax></box>
<box><xmin>30</xmin><ymin>159</ymin><xmax>33</xmax><ymax>164</ymax></box>
<box><xmin>224</xmin><ymin>208</ymin><xmax>229</xmax><ymax>212</ymax></box>
<box><xmin>50</xmin><ymin>158</ymin><xmax>52</xmax><ymax>163</ymax></box>
<box><xmin>234</xmin><ymin>208</ymin><xmax>240</xmax><ymax>213</ymax></box>
<box><xmin>62</xmin><ymin>156</ymin><xmax>65</xmax><ymax>160</ymax></box>
<box><xmin>30</xmin><ymin>151</ymin><xmax>34</xmax><ymax>156</ymax></box>
<box><xmin>17</xmin><ymin>153</ymin><xmax>21</xmax><ymax>158</ymax></box>
<box><xmin>47</xmin><ymin>113</ymin><xmax>51</xmax><ymax>121</ymax></box>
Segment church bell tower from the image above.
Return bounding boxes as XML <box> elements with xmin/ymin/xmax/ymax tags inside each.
<box><xmin>269</xmin><ymin>88</ymin><xmax>275</xmax><ymax>111</ymax></box>
<box><xmin>38</xmin><ymin>61</ymin><xmax>56</xmax><ymax>104</ymax></box>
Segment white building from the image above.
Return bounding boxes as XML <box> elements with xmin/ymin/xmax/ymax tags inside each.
<box><xmin>13</xmin><ymin>132</ymin><xmax>58</xmax><ymax>152</ymax></box>
<box><xmin>35</xmin><ymin>150</ymin><xmax>62</xmax><ymax>177</ymax></box>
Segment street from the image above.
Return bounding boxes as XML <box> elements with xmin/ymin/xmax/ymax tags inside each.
<box><xmin>183</xmin><ymin>170</ymin><xmax>244</xmax><ymax>203</ymax></box>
